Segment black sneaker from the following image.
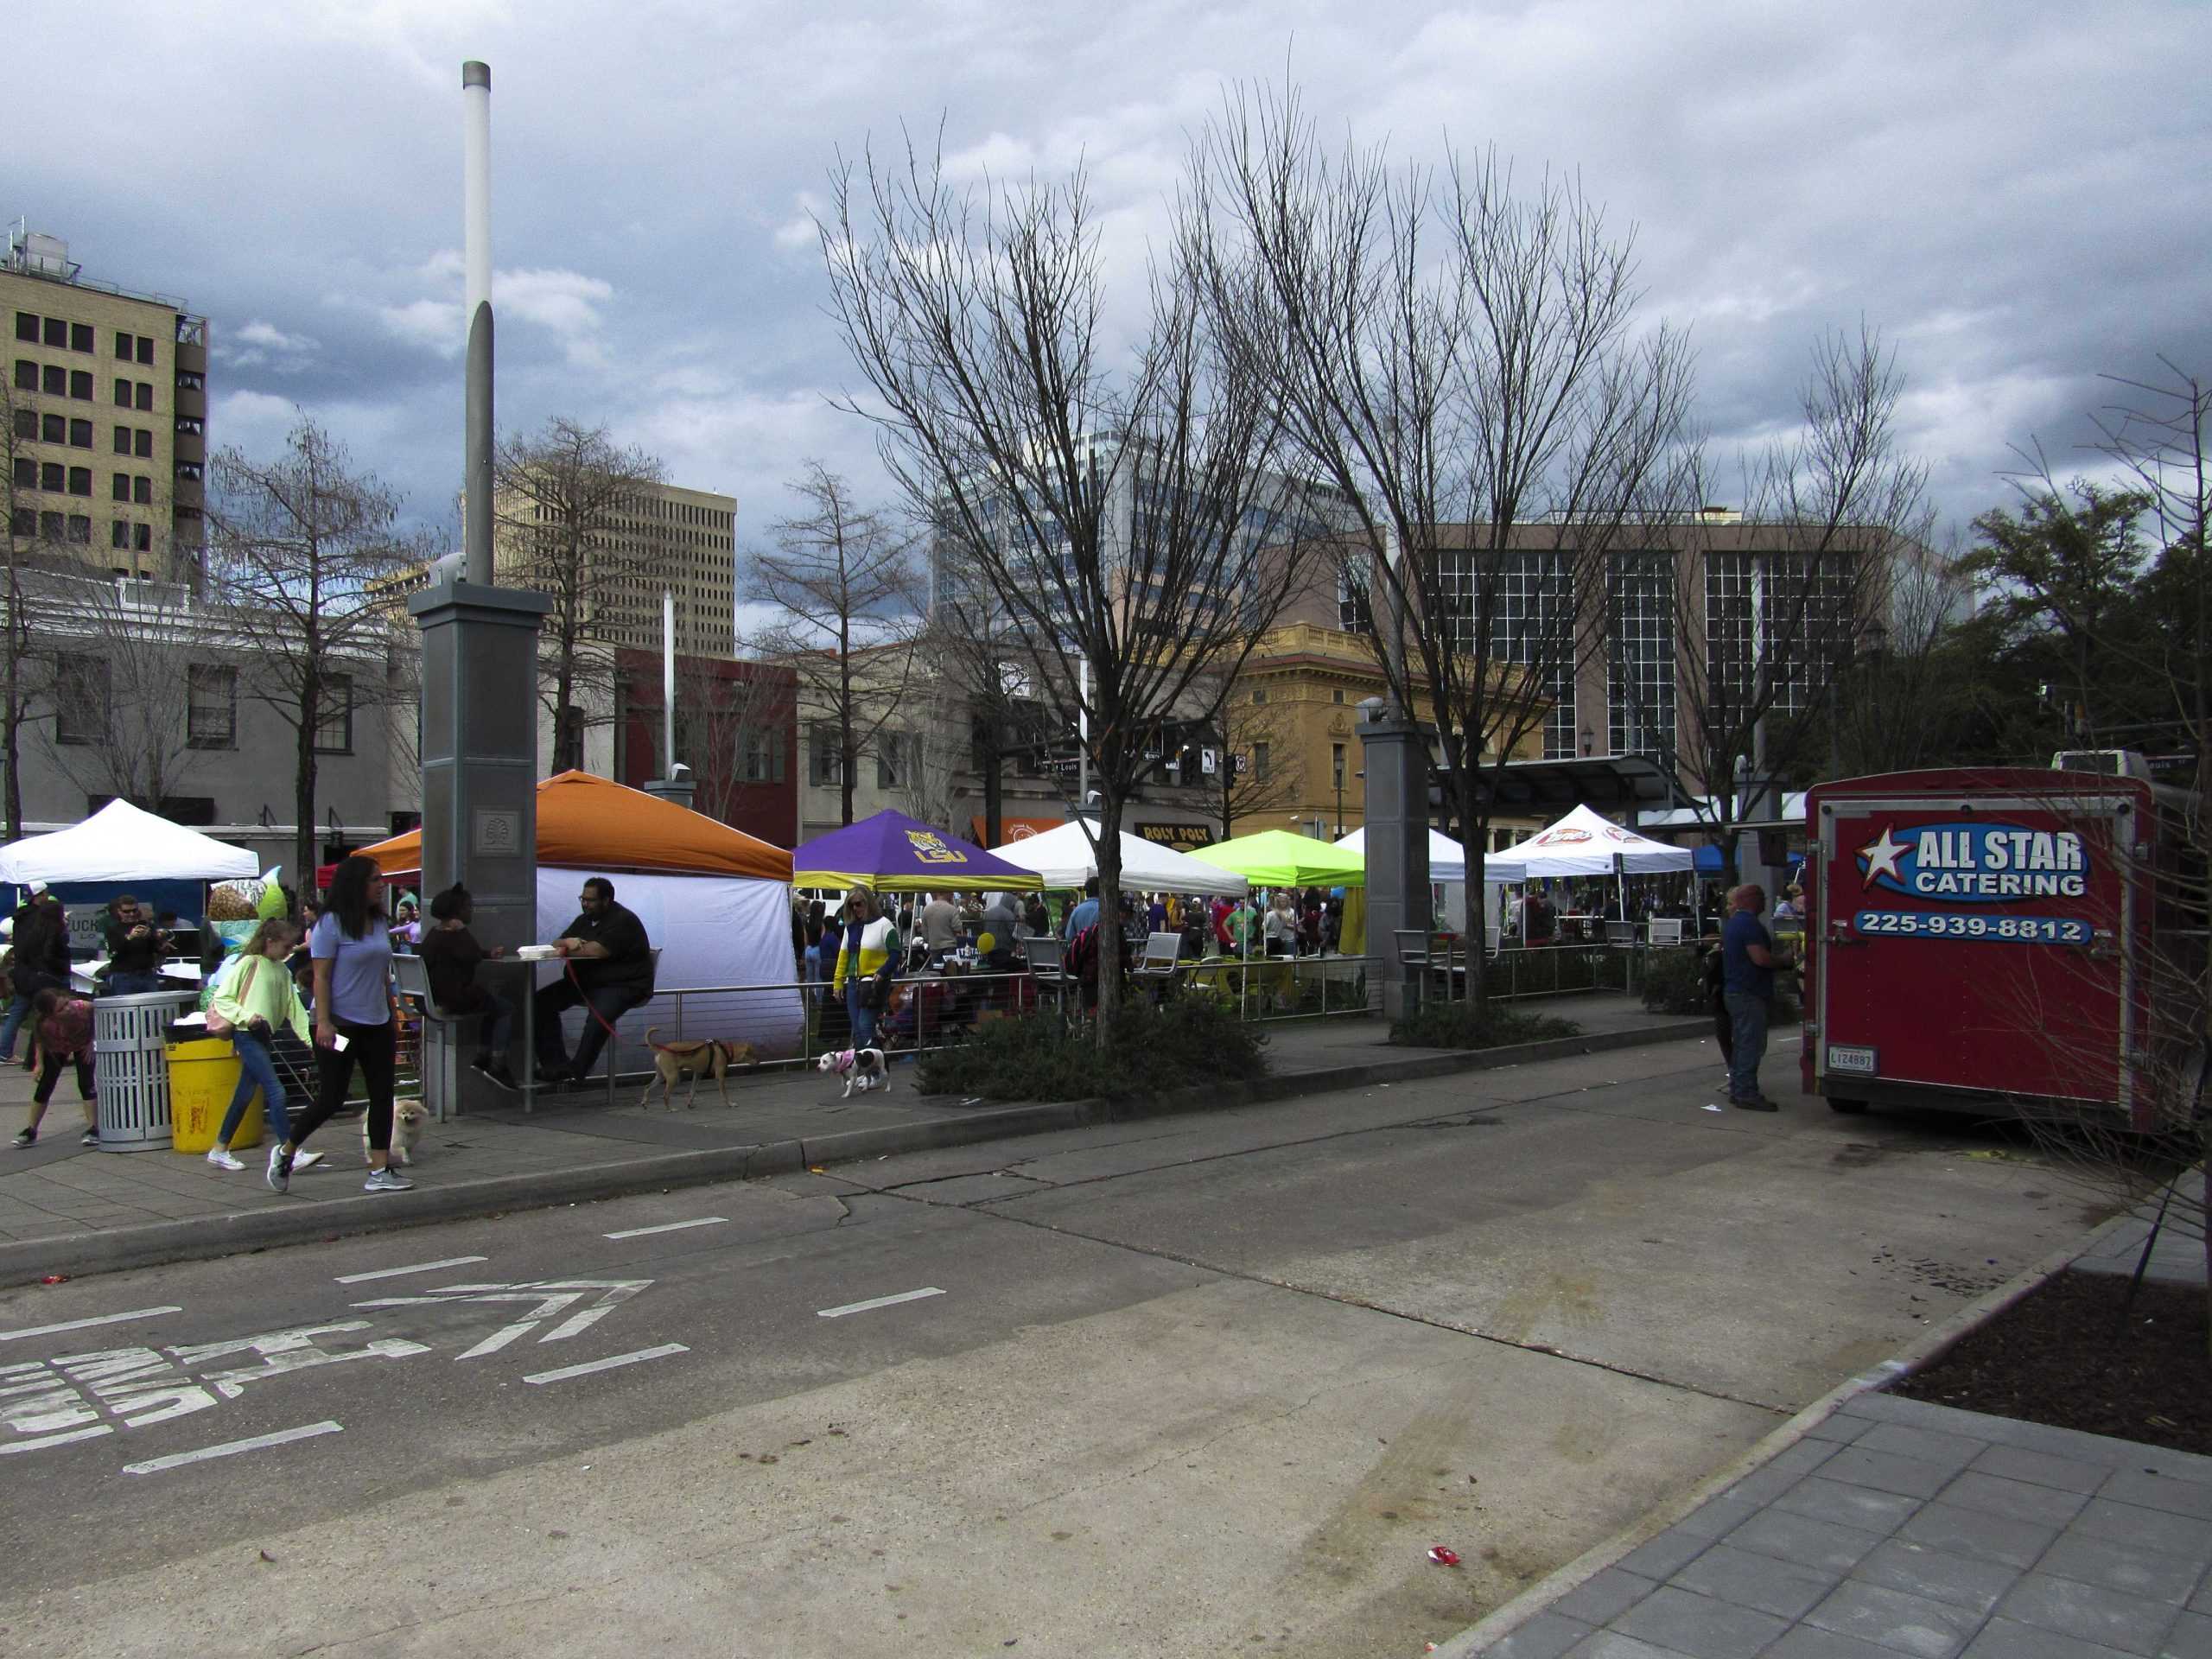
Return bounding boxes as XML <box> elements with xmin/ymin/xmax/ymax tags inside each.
<box><xmin>1730</xmin><ymin>1095</ymin><xmax>1780</xmax><ymax>1113</ymax></box>
<box><xmin>10</xmin><ymin>1128</ymin><xmax>32</xmax><ymax>1148</ymax></box>
<box><xmin>79</xmin><ymin>1127</ymin><xmax>99</xmax><ymax>1147</ymax></box>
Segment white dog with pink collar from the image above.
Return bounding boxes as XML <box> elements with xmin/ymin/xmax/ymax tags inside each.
<box><xmin>817</xmin><ymin>1046</ymin><xmax>889</xmax><ymax>1097</ymax></box>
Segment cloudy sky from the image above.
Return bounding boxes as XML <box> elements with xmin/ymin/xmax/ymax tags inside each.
<box><xmin>20</xmin><ymin>0</ymin><xmax>2208</xmax><ymax>590</ymax></box>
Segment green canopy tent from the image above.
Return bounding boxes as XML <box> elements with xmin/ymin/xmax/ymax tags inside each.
<box><xmin>1185</xmin><ymin>829</ymin><xmax>1366</xmax><ymax>889</ymax></box>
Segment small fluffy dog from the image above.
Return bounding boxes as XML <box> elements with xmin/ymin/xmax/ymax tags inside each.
<box><xmin>817</xmin><ymin>1046</ymin><xmax>888</xmax><ymax>1098</ymax></box>
<box><xmin>640</xmin><ymin>1028</ymin><xmax>759</xmax><ymax>1110</ymax></box>
<box><xmin>367</xmin><ymin>1100</ymin><xmax>429</xmax><ymax>1166</ymax></box>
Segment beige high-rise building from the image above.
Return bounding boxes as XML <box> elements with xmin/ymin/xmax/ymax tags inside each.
<box><xmin>3</xmin><ymin>228</ymin><xmax>208</xmax><ymax>580</ymax></box>
<box><xmin>493</xmin><ymin>478</ymin><xmax>736</xmax><ymax>659</ymax></box>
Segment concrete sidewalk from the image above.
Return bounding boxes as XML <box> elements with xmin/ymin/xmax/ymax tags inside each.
<box><xmin>1448</xmin><ymin>1173</ymin><xmax>2212</xmax><ymax>1659</ymax></box>
<box><xmin>0</xmin><ymin>995</ymin><xmax>1707</xmax><ymax>1283</ymax></box>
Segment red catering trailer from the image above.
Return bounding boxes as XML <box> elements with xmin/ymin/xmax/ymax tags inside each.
<box><xmin>1800</xmin><ymin>765</ymin><xmax>2191</xmax><ymax>1129</ymax></box>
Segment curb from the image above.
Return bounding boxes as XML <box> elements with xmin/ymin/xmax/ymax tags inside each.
<box><xmin>1431</xmin><ymin>1205</ymin><xmax>2147</xmax><ymax>1658</ymax></box>
<box><xmin>0</xmin><ymin>1018</ymin><xmax>1708</xmax><ymax>1287</ymax></box>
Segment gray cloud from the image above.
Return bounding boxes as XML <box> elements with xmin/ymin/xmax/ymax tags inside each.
<box><xmin>18</xmin><ymin>0</ymin><xmax>2208</xmax><ymax>558</ymax></box>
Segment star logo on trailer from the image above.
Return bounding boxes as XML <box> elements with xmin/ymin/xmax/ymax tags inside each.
<box><xmin>1859</xmin><ymin>825</ymin><xmax>1910</xmax><ymax>887</ymax></box>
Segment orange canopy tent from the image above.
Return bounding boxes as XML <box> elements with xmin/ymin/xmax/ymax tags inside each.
<box><xmin>359</xmin><ymin>771</ymin><xmax>791</xmax><ymax>881</ymax></box>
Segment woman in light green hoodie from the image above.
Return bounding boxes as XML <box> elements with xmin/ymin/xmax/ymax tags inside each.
<box><xmin>204</xmin><ymin>918</ymin><xmax>313</xmax><ymax>1173</ymax></box>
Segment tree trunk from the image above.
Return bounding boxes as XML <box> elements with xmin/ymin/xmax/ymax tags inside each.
<box><xmin>2</xmin><ymin>569</ymin><xmax>20</xmax><ymax>842</ymax></box>
<box><xmin>982</xmin><ymin>737</ymin><xmax>1003</xmax><ymax>848</ymax></box>
<box><xmin>1094</xmin><ymin>786</ymin><xmax>1126</xmax><ymax>1040</ymax></box>
<box><xmin>1462</xmin><ymin>779</ymin><xmax>1489</xmax><ymax>1012</ymax></box>
<box><xmin>294</xmin><ymin>677</ymin><xmax>319</xmax><ymax>897</ymax></box>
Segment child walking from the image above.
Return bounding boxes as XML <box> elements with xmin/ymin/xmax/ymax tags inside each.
<box><xmin>11</xmin><ymin>988</ymin><xmax>97</xmax><ymax>1149</ymax></box>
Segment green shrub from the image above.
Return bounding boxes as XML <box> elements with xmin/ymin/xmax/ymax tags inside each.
<box><xmin>914</xmin><ymin>995</ymin><xmax>1269</xmax><ymax>1102</ymax></box>
<box><xmin>1389</xmin><ymin>1000</ymin><xmax>1582</xmax><ymax>1049</ymax></box>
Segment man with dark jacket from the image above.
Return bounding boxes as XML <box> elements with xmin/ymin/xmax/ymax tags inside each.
<box><xmin>533</xmin><ymin>876</ymin><xmax>655</xmax><ymax>1084</ymax></box>
<box><xmin>0</xmin><ymin>893</ymin><xmax>69</xmax><ymax>1065</ymax></box>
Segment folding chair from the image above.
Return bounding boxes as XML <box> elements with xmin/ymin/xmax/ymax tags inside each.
<box><xmin>1648</xmin><ymin>918</ymin><xmax>1685</xmax><ymax>947</ymax></box>
<box><xmin>1020</xmin><ymin>935</ymin><xmax>1071</xmax><ymax>1016</ymax></box>
<box><xmin>391</xmin><ymin>952</ymin><xmax>463</xmax><ymax>1122</ymax></box>
<box><xmin>1135</xmin><ymin>931</ymin><xmax>1183</xmax><ymax>1001</ymax></box>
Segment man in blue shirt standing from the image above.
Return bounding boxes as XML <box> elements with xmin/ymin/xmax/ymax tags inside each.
<box><xmin>1721</xmin><ymin>883</ymin><xmax>1793</xmax><ymax>1110</ymax></box>
<box><xmin>1062</xmin><ymin>877</ymin><xmax>1100</xmax><ymax>943</ymax></box>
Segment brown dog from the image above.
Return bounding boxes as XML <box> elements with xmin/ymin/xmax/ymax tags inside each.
<box><xmin>639</xmin><ymin>1027</ymin><xmax>757</xmax><ymax>1110</ymax></box>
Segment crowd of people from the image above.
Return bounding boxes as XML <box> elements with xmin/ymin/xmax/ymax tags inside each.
<box><xmin>0</xmin><ymin>860</ymin><xmax>659</xmax><ymax>1196</ymax></box>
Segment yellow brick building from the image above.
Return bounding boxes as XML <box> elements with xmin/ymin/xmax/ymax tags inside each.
<box><xmin>1227</xmin><ymin>623</ymin><xmax>1548</xmax><ymax>841</ymax></box>
<box><xmin>3</xmin><ymin>230</ymin><xmax>207</xmax><ymax>579</ymax></box>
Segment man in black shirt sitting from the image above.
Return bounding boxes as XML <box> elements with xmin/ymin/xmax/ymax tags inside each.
<box><xmin>533</xmin><ymin>876</ymin><xmax>655</xmax><ymax>1084</ymax></box>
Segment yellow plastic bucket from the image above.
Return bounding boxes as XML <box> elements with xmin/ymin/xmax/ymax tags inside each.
<box><xmin>166</xmin><ymin>1039</ymin><xmax>262</xmax><ymax>1153</ymax></box>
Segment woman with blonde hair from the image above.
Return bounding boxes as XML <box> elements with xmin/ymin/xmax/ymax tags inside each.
<box><xmin>204</xmin><ymin>917</ymin><xmax>311</xmax><ymax>1172</ymax></box>
<box><xmin>830</xmin><ymin>886</ymin><xmax>900</xmax><ymax>1052</ymax></box>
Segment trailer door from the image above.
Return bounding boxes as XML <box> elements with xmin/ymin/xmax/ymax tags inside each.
<box><xmin>1815</xmin><ymin>793</ymin><xmax>2134</xmax><ymax>1109</ymax></box>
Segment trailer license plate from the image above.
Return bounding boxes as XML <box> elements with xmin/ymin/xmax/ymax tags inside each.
<box><xmin>1827</xmin><ymin>1045</ymin><xmax>1877</xmax><ymax>1076</ymax></box>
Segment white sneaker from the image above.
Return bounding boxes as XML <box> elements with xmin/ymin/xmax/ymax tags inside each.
<box><xmin>290</xmin><ymin>1151</ymin><xmax>325</xmax><ymax>1172</ymax></box>
<box><xmin>363</xmin><ymin>1166</ymin><xmax>413</xmax><ymax>1193</ymax></box>
<box><xmin>206</xmin><ymin>1148</ymin><xmax>245</xmax><ymax>1171</ymax></box>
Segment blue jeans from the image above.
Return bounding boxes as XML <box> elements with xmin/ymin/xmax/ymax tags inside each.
<box><xmin>845</xmin><ymin>984</ymin><xmax>879</xmax><ymax>1051</ymax></box>
<box><xmin>218</xmin><ymin>1029</ymin><xmax>290</xmax><ymax>1145</ymax></box>
<box><xmin>1724</xmin><ymin>990</ymin><xmax>1770</xmax><ymax>1101</ymax></box>
<box><xmin>0</xmin><ymin>994</ymin><xmax>29</xmax><ymax>1060</ymax></box>
<box><xmin>106</xmin><ymin>970</ymin><xmax>162</xmax><ymax>995</ymax></box>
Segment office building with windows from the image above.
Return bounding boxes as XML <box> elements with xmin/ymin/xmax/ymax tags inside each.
<box><xmin>493</xmin><ymin>477</ymin><xmax>738</xmax><ymax>659</ymax></box>
<box><xmin>3</xmin><ymin>228</ymin><xmax>208</xmax><ymax>580</ymax></box>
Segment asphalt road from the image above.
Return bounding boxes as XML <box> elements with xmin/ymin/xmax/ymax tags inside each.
<box><xmin>0</xmin><ymin>1039</ymin><xmax>2090</xmax><ymax>1658</ymax></box>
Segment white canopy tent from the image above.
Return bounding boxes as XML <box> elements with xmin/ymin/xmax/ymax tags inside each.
<box><xmin>1332</xmin><ymin>826</ymin><xmax>1474</xmax><ymax>884</ymax></box>
<box><xmin>989</xmin><ymin>819</ymin><xmax>1249</xmax><ymax>899</ymax></box>
<box><xmin>0</xmin><ymin>798</ymin><xmax>257</xmax><ymax>886</ymax></box>
<box><xmin>1484</xmin><ymin>804</ymin><xmax>1694</xmax><ymax>880</ymax></box>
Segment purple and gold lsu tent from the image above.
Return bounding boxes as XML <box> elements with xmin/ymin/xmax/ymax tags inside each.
<box><xmin>791</xmin><ymin>808</ymin><xmax>1043</xmax><ymax>893</ymax></box>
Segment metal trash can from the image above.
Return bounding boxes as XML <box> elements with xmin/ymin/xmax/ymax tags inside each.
<box><xmin>93</xmin><ymin>991</ymin><xmax>195</xmax><ymax>1152</ymax></box>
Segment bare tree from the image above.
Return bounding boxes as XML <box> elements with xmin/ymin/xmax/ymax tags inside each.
<box><xmin>27</xmin><ymin>570</ymin><xmax>212</xmax><ymax>812</ymax></box>
<box><xmin>495</xmin><ymin>416</ymin><xmax>671</xmax><ymax>774</ymax></box>
<box><xmin>819</xmin><ymin>133</ymin><xmax>1325</xmax><ymax>1024</ymax></box>
<box><xmin>207</xmin><ymin>416</ymin><xmax>427</xmax><ymax>882</ymax></box>
<box><xmin>0</xmin><ymin>373</ymin><xmax>79</xmax><ymax>838</ymax></box>
<box><xmin>1210</xmin><ymin>680</ymin><xmax>1305</xmax><ymax>837</ymax></box>
<box><xmin>747</xmin><ymin>462</ymin><xmax>925</xmax><ymax>826</ymax></box>
<box><xmin>1825</xmin><ymin>532</ymin><xmax>1976</xmax><ymax>777</ymax></box>
<box><xmin>894</xmin><ymin>716</ymin><xmax>970</xmax><ymax>838</ymax></box>
<box><xmin>670</xmin><ymin>654</ymin><xmax>795</xmax><ymax>826</ymax></box>
<box><xmin>1199</xmin><ymin>86</ymin><xmax>1692</xmax><ymax>1001</ymax></box>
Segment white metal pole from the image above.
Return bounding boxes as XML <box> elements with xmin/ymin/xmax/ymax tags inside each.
<box><xmin>662</xmin><ymin>588</ymin><xmax>676</xmax><ymax>775</ymax></box>
<box><xmin>461</xmin><ymin>61</ymin><xmax>493</xmax><ymax>587</ymax></box>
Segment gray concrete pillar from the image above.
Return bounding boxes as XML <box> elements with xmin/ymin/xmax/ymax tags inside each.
<box><xmin>1356</xmin><ymin>700</ymin><xmax>1434</xmax><ymax>1020</ymax></box>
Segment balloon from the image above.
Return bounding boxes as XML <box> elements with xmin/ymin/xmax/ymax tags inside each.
<box><xmin>976</xmin><ymin>931</ymin><xmax>996</xmax><ymax>955</ymax></box>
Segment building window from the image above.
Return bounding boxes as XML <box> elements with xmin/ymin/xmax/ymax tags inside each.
<box><xmin>135</xmin><ymin>523</ymin><xmax>150</xmax><ymax>552</ymax></box>
<box><xmin>67</xmin><ymin>467</ymin><xmax>92</xmax><ymax>497</ymax></box>
<box><xmin>1250</xmin><ymin>687</ymin><xmax>1266</xmax><ymax>704</ymax></box>
<box><xmin>41</xmin><ymin>318</ymin><xmax>65</xmax><ymax>348</ymax></box>
<box><xmin>12</xmin><ymin>457</ymin><xmax>34</xmax><ymax>489</ymax></box>
<box><xmin>113</xmin><ymin>378</ymin><xmax>130</xmax><ymax>406</ymax></box>
<box><xmin>111</xmin><ymin>474</ymin><xmax>130</xmax><ymax>502</ymax></box>
<box><xmin>740</xmin><ymin>729</ymin><xmax>786</xmax><ymax>784</ymax></box>
<box><xmin>13</xmin><ymin>359</ymin><xmax>35</xmax><ymax>391</ymax></box>
<box><xmin>1253</xmin><ymin>741</ymin><xmax>1271</xmax><ymax>780</ymax></box>
<box><xmin>66</xmin><ymin>514</ymin><xmax>89</xmax><ymax>543</ymax></box>
<box><xmin>113</xmin><ymin>425</ymin><xmax>130</xmax><ymax>453</ymax></box>
<box><xmin>175</xmin><ymin>372</ymin><xmax>202</xmax><ymax>392</ymax></box>
<box><xmin>111</xmin><ymin>520</ymin><xmax>130</xmax><ymax>550</ymax></box>
<box><xmin>134</xmin><ymin>429</ymin><xmax>152</xmax><ymax>459</ymax></box>
<box><xmin>39</xmin><ymin>461</ymin><xmax>62</xmax><ymax>492</ymax></box>
<box><xmin>67</xmin><ymin>418</ymin><xmax>91</xmax><ymax>448</ymax></box>
<box><xmin>10</xmin><ymin>409</ymin><xmax>31</xmax><ymax>440</ymax></box>
<box><xmin>807</xmin><ymin>722</ymin><xmax>842</xmax><ymax>786</ymax></box>
<box><xmin>11</xmin><ymin>507</ymin><xmax>33</xmax><ymax>537</ymax></box>
<box><xmin>132</xmin><ymin>475</ymin><xmax>151</xmax><ymax>504</ymax></box>
<box><xmin>134</xmin><ymin>383</ymin><xmax>153</xmax><ymax>411</ymax></box>
<box><xmin>69</xmin><ymin>370</ymin><xmax>91</xmax><ymax>401</ymax></box>
<box><xmin>114</xmin><ymin>330</ymin><xmax>132</xmax><ymax>359</ymax></box>
<box><xmin>41</xmin><ymin>412</ymin><xmax>62</xmax><ymax>444</ymax></box>
<box><xmin>137</xmin><ymin>336</ymin><xmax>155</xmax><ymax>365</ymax></box>
<box><xmin>41</xmin><ymin>365</ymin><xmax>63</xmax><ymax>397</ymax></box>
<box><xmin>313</xmin><ymin>675</ymin><xmax>353</xmax><ymax>753</ymax></box>
<box><xmin>1332</xmin><ymin>688</ymin><xmax>1344</xmax><ymax>704</ymax></box>
<box><xmin>70</xmin><ymin>323</ymin><xmax>92</xmax><ymax>353</ymax></box>
<box><xmin>38</xmin><ymin>511</ymin><xmax>62</xmax><ymax>540</ymax></box>
<box><xmin>1332</xmin><ymin>742</ymin><xmax>1346</xmax><ymax>789</ymax></box>
<box><xmin>53</xmin><ymin>654</ymin><xmax>110</xmax><ymax>745</ymax></box>
<box><xmin>187</xmin><ymin>664</ymin><xmax>238</xmax><ymax>749</ymax></box>
<box><xmin>875</xmin><ymin>731</ymin><xmax>906</xmax><ymax>789</ymax></box>
<box><xmin>15</xmin><ymin>315</ymin><xmax>36</xmax><ymax>343</ymax></box>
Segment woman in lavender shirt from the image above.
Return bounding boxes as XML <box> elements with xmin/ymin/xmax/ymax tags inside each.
<box><xmin>265</xmin><ymin>855</ymin><xmax>410</xmax><ymax>1195</ymax></box>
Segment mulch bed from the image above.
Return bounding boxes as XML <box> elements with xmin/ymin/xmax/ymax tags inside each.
<box><xmin>1890</xmin><ymin>1268</ymin><xmax>2212</xmax><ymax>1457</ymax></box>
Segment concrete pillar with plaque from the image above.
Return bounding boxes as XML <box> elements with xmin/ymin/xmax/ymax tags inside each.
<box><xmin>1356</xmin><ymin>698</ymin><xmax>1435</xmax><ymax>1019</ymax></box>
<box><xmin>408</xmin><ymin>579</ymin><xmax>549</xmax><ymax>952</ymax></box>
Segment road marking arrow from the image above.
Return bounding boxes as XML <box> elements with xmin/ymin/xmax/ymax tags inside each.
<box><xmin>352</xmin><ymin>1281</ymin><xmax>654</xmax><ymax>1360</ymax></box>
